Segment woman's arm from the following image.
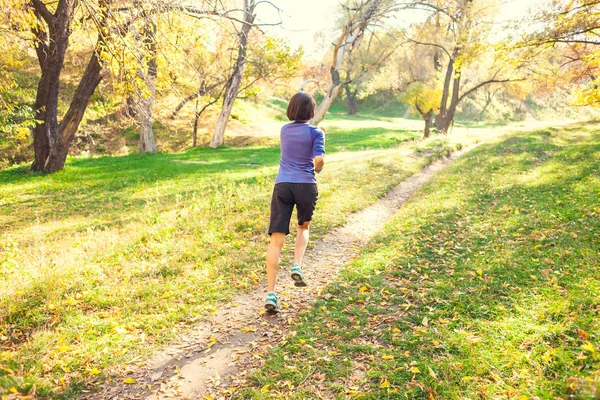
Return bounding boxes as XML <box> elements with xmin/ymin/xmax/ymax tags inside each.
<box><xmin>314</xmin><ymin>155</ymin><xmax>324</xmax><ymax>173</ymax></box>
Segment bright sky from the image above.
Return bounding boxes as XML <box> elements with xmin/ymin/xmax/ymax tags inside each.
<box><xmin>259</xmin><ymin>0</ymin><xmax>544</xmax><ymax>59</ymax></box>
<box><xmin>258</xmin><ymin>0</ymin><xmax>339</xmax><ymax>57</ymax></box>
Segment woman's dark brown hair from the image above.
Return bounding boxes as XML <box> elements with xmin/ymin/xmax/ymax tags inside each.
<box><xmin>286</xmin><ymin>92</ymin><xmax>316</xmax><ymax>121</ymax></box>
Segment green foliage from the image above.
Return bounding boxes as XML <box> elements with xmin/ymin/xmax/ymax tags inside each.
<box><xmin>0</xmin><ymin>104</ymin><xmax>35</xmax><ymax>168</ymax></box>
<box><xmin>401</xmin><ymin>82</ymin><xmax>441</xmax><ymax>117</ymax></box>
<box><xmin>0</xmin><ymin>40</ymin><xmax>36</xmax><ymax>168</ymax></box>
<box><xmin>238</xmin><ymin>122</ymin><xmax>600</xmax><ymax>398</ymax></box>
<box><xmin>246</xmin><ymin>36</ymin><xmax>303</xmax><ymax>87</ymax></box>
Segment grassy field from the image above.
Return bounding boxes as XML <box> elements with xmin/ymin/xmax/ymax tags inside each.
<box><xmin>237</xmin><ymin>122</ymin><xmax>600</xmax><ymax>399</ymax></box>
<box><xmin>0</xmin><ymin>111</ymin><xmax>477</xmax><ymax>398</ymax></box>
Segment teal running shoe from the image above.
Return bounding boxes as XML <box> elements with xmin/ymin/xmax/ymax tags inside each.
<box><xmin>290</xmin><ymin>264</ymin><xmax>308</xmax><ymax>287</ymax></box>
<box><xmin>265</xmin><ymin>292</ymin><xmax>280</xmax><ymax>314</ymax></box>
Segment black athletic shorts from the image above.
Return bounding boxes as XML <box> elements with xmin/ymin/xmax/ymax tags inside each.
<box><xmin>268</xmin><ymin>183</ymin><xmax>318</xmax><ymax>235</ymax></box>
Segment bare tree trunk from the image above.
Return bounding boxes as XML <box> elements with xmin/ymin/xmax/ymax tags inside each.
<box><xmin>437</xmin><ymin>72</ymin><xmax>461</xmax><ymax>135</ymax></box>
<box><xmin>434</xmin><ymin>57</ymin><xmax>454</xmax><ymax>132</ymax></box>
<box><xmin>310</xmin><ymin>0</ymin><xmax>382</xmax><ymax>125</ymax></box>
<box><xmin>30</xmin><ymin>0</ymin><xmax>107</xmax><ymax>173</ymax></box>
<box><xmin>344</xmin><ymin>58</ymin><xmax>359</xmax><ymax>115</ymax></box>
<box><xmin>31</xmin><ymin>73</ymin><xmax>54</xmax><ymax>171</ymax></box>
<box><xmin>30</xmin><ymin>0</ymin><xmax>77</xmax><ymax>172</ymax></box>
<box><xmin>345</xmin><ymin>84</ymin><xmax>358</xmax><ymax>115</ymax></box>
<box><xmin>43</xmin><ymin>49</ymin><xmax>104</xmax><ymax>172</ymax></box>
<box><xmin>193</xmin><ymin>94</ymin><xmax>200</xmax><ymax>147</ymax></box>
<box><xmin>209</xmin><ymin>0</ymin><xmax>256</xmax><ymax>148</ymax></box>
<box><xmin>137</xmin><ymin>19</ymin><xmax>158</xmax><ymax>153</ymax></box>
<box><xmin>423</xmin><ymin>109</ymin><xmax>433</xmax><ymax>138</ymax></box>
<box><xmin>415</xmin><ymin>103</ymin><xmax>433</xmax><ymax>138</ymax></box>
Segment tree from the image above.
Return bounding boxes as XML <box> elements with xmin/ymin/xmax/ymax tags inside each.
<box><xmin>28</xmin><ymin>0</ymin><xmax>90</xmax><ymax>172</ymax></box>
<box><xmin>15</xmin><ymin>0</ymin><xmax>238</xmax><ymax>172</ymax></box>
<box><xmin>171</xmin><ymin>34</ymin><xmax>300</xmax><ymax>147</ymax></box>
<box><xmin>525</xmin><ymin>0</ymin><xmax>600</xmax><ymax>106</ymax></box>
<box><xmin>401</xmin><ymin>82</ymin><xmax>440</xmax><ymax>137</ymax></box>
<box><xmin>135</xmin><ymin>17</ymin><xmax>158</xmax><ymax>153</ymax></box>
<box><xmin>309</xmin><ymin>0</ymin><xmax>394</xmax><ymax>125</ymax></box>
<box><xmin>405</xmin><ymin>0</ymin><xmax>519</xmax><ymax>134</ymax></box>
<box><xmin>209</xmin><ymin>0</ymin><xmax>256</xmax><ymax>148</ymax></box>
<box><xmin>342</xmin><ymin>31</ymin><xmax>401</xmax><ymax>115</ymax></box>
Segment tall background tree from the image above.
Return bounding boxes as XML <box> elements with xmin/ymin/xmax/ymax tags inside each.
<box><xmin>210</xmin><ymin>0</ymin><xmax>256</xmax><ymax>148</ymax></box>
<box><xmin>404</xmin><ymin>0</ymin><xmax>521</xmax><ymax>134</ymax></box>
<box><xmin>524</xmin><ymin>0</ymin><xmax>600</xmax><ymax>106</ymax></box>
<box><xmin>309</xmin><ymin>0</ymin><xmax>397</xmax><ymax>125</ymax></box>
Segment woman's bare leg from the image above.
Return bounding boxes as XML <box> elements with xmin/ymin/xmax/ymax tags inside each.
<box><xmin>293</xmin><ymin>221</ymin><xmax>310</xmax><ymax>265</ymax></box>
<box><xmin>267</xmin><ymin>233</ymin><xmax>285</xmax><ymax>292</ymax></box>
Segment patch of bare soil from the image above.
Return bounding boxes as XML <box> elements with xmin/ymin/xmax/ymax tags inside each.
<box><xmin>85</xmin><ymin>146</ymin><xmax>474</xmax><ymax>400</ymax></box>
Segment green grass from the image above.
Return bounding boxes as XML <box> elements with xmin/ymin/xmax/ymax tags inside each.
<box><xmin>0</xmin><ymin>114</ymin><xmax>465</xmax><ymax>398</ymax></box>
<box><xmin>236</xmin><ymin>122</ymin><xmax>600</xmax><ymax>399</ymax></box>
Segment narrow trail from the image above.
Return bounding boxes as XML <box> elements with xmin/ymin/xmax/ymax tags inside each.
<box><xmin>90</xmin><ymin>146</ymin><xmax>474</xmax><ymax>400</ymax></box>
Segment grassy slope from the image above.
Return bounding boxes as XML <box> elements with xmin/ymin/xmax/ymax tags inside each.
<box><xmin>238</xmin><ymin>122</ymin><xmax>600</xmax><ymax>399</ymax></box>
<box><xmin>0</xmin><ymin>112</ymin><xmax>468</xmax><ymax>398</ymax></box>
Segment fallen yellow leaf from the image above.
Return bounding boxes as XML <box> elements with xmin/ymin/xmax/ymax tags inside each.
<box><xmin>581</xmin><ymin>342</ymin><xmax>596</xmax><ymax>353</ymax></box>
<box><xmin>379</xmin><ymin>381</ymin><xmax>390</xmax><ymax>388</ymax></box>
<box><xmin>123</xmin><ymin>377</ymin><xmax>136</xmax><ymax>384</ymax></box>
<box><xmin>428</xmin><ymin>366</ymin><xmax>438</xmax><ymax>380</ymax></box>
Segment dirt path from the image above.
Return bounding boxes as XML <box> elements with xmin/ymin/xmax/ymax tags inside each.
<box><xmin>89</xmin><ymin>146</ymin><xmax>474</xmax><ymax>400</ymax></box>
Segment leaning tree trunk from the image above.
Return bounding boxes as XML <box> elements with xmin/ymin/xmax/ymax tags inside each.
<box><xmin>310</xmin><ymin>0</ymin><xmax>381</xmax><ymax>125</ymax></box>
<box><xmin>209</xmin><ymin>0</ymin><xmax>255</xmax><ymax>148</ymax></box>
<box><xmin>43</xmin><ymin>49</ymin><xmax>103</xmax><ymax>172</ymax></box>
<box><xmin>137</xmin><ymin>19</ymin><xmax>158</xmax><ymax>153</ymax></box>
<box><xmin>436</xmin><ymin>72</ymin><xmax>461</xmax><ymax>135</ymax></box>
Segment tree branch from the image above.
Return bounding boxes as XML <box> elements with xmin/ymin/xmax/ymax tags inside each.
<box><xmin>408</xmin><ymin>1</ymin><xmax>457</xmax><ymax>23</ymax></box>
<box><xmin>30</xmin><ymin>0</ymin><xmax>55</xmax><ymax>26</ymax></box>
<box><xmin>458</xmin><ymin>78</ymin><xmax>522</xmax><ymax>103</ymax></box>
<box><xmin>170</xmin><ymin>80</ymin><xmax>226</xmax><ymax>118</ymax></box>
<box><xmin>404</xmin><ymin>36</ymin><xmax>452</xmax><ymax>58</ymax></box>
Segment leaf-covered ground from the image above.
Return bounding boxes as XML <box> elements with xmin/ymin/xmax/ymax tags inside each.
<box><xmin>237</xmin><ymin>123</ymin><xmax>600</xmax><ymax>399</ymax></box>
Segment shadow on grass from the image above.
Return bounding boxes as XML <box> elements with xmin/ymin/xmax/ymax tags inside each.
<box><xmin>0</xmin><ymin>121</ymin><xmax>430</xmax><ymax>237</ymax></box>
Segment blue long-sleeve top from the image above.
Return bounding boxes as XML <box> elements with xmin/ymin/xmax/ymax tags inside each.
<box><xmin>275</xmin><ymin>122</ymin><xmax>325</xmax><ymax>184</ymax></box>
